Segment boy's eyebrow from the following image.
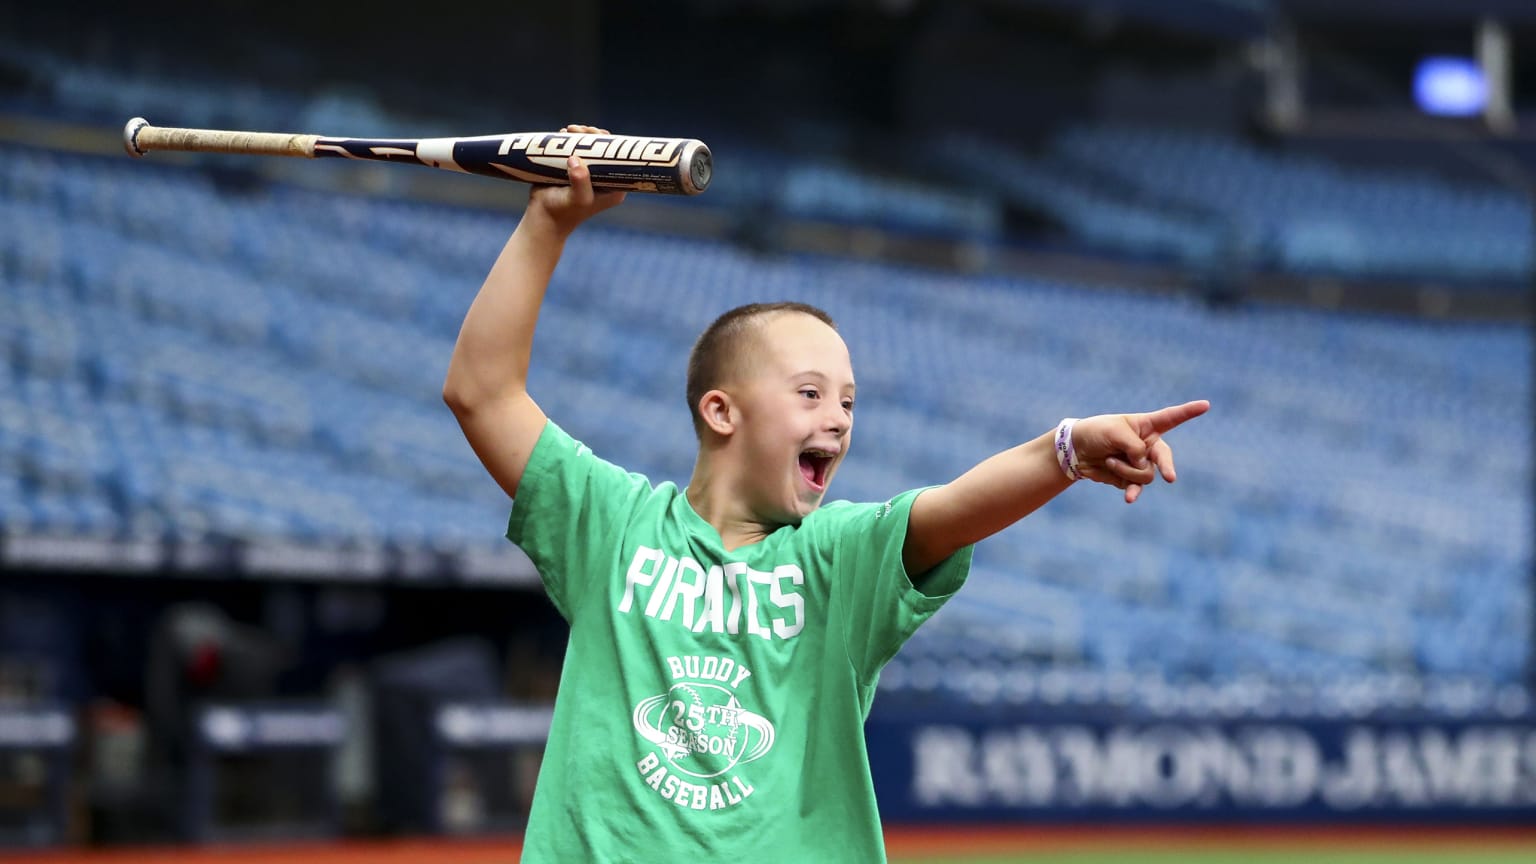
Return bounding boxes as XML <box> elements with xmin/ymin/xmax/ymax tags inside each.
<box><xmin>790</xmin><ymin>370</ymin><xmax>856</xmax><ymax>389</ymax></box>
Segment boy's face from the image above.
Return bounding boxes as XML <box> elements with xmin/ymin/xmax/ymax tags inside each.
<box><xmin>732</xmin><ymin>312</ymin><xmax>855</xmax><ymax>525</ymax></box>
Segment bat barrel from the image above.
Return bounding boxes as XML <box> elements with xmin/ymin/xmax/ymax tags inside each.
<box><xmin>123</xmin><ymin>120</ymin><xmax>713</xmax><ymax>196</ymax></box>
<box><xmin>315</xmin><ymin>131</ymin><xmax>714</xmax><ymax>196</ymax></box>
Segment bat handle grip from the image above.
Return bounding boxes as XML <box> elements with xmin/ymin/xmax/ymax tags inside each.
<box><xmin>124</xmin><ymin>117</ymin><xmax>320</xmax><ymax>159</ymax></box>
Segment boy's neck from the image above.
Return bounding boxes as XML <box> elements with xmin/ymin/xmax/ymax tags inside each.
<box><xmin>685</xmin><ymin>459</ymin><xmax>773</xmax><ymax>552</ymax></box>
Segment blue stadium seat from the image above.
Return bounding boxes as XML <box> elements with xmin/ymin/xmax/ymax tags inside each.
<box><xmin>1048</xmin><ymin>124</ymin><xmax>1533</xmax><ymax>281</ymax></box>
<box><xmin>0</xmin><ymin>141</ymin><xmax>1527</xmax><ymax>715</ymax></box>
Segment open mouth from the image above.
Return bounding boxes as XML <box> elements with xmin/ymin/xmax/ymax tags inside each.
<box><xmin>798</xmin><ymin>449</ymin><xmax>835</xmax><ymax>491</ymax></box>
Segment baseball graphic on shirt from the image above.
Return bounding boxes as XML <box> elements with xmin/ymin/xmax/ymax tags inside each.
<box><xmin>632</xmin><ymin>682</ymin><xmax>775</xmax><ymax>779</ymax></box>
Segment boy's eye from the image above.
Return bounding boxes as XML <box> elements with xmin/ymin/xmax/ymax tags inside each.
<box><xmin>841</xmin><ymin>400</ymin><xmax>855</xmax><ymax>412</ymax></box>
<box><xmin>800</xmin><ymin>389</ymin><xmax>819</xmax><ymax>400</ymax></box>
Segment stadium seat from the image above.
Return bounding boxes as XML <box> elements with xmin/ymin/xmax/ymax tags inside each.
<box><xmin>0</xmin><ymin>141</ymin><xmax>1527</xmax><ymax>716</ymax></box>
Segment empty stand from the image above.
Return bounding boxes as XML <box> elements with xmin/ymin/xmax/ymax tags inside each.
<box><xmin>2</xmin><ymin>143</ymin><xmax>1528</xmax><ymax>716</ymax></box>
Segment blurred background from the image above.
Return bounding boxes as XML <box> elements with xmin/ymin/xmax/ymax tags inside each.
<box><xmin>0</xmin><ymin>0</ymin><xmax>1532</xmax><ymax>860</ymax></box>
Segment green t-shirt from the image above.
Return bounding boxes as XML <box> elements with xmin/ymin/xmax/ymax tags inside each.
<box><xmin>506</xmin><ymin>421</ymin><xmax>973</xmax><ymax>863</ymax></box>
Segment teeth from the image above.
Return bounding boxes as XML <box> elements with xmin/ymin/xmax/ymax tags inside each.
<box><xmin>804</xmin><ymin>449</ymin><xmax>836</xmax><ymax>458</ymax></box>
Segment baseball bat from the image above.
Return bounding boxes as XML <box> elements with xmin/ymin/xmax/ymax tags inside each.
<box><xmin>121</xmin><ymin>117</ymin><xmax>712</xmax><ymax>196</ymax></box>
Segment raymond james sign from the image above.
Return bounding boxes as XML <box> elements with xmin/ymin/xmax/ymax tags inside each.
<box><xmin>865</xmin><ymin>712</ymin><xmax>1536</xmax><ymax>823</ymax></box>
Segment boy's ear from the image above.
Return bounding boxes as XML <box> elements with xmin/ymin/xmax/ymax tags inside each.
<box><xmin>698</xmin><ymin>389</ymin><xmax>736</xmax><ymax>437</ymax></box>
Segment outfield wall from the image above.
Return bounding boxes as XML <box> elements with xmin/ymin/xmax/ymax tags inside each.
<box><xmin>867</xmin><ymin>709</ymin><xmax>1536</xmax><ymax>824</ymax></box>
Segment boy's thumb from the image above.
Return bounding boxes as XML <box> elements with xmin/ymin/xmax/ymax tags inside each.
<box><xmin>566</xmin><ymin>155</ymin><xmax>594</xmax><ymax>201</ymax></box>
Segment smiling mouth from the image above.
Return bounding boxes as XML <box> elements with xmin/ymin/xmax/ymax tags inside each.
<box><xmin>798</xmin><ymin>450</ymin><xmax>835</xmax><ymax>491</ymax></box>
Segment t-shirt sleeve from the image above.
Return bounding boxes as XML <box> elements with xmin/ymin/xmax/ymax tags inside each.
<box><xmin>505</xmin><ymin>420</ymin><xmax>653</xmax><ymax>621</ymax></box>
<box><xmin>832</xmin><ymin>487</ymin><xmax>974</xmax><ymax>686</ymax></box>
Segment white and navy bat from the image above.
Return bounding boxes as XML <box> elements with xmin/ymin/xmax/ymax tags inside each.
<box><xmin>122</xmin><ymin>117</ymin><xmax>712</xmax><ymax>196</ymax></box>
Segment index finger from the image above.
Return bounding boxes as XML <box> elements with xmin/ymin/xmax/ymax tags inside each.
<box><xmin>1137</xmin><ymin>400</ymin><xmax>1209</xmax><ymax>436</ymax></box>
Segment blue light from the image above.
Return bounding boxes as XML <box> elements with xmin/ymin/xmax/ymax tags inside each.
<box><xmin>1414</xmin><ymin>56</ymin><xmax>1486</xmax><ymax>117</ymax></box>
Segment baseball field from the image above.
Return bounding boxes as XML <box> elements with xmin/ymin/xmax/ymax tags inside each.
<box><xmin>886</xmin><ymin>826</ymin><xmax>1536</xmax><ymax>864</ymax></box>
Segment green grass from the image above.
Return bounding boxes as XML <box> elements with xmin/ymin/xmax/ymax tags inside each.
<box><xmin>893</xmin><ymin>852</ymin><xmax>1536</xmax><ymax>864</ymax></box>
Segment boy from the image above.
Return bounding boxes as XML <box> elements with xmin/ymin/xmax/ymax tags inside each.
<box><xmin>442</xmin><ymin>125</ymin><xmax>1208</xmax><ymax>862</ymax></box>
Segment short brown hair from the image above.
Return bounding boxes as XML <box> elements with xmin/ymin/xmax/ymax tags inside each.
<box><xmin>685</xmin><ymin>302</ymin><xmax>836</xmax><ymax>439</ymax></box>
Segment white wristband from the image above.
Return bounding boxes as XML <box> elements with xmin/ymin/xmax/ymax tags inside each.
<box><xmin>1055</xmin><ymin>418</ymin><xmax>1084</xmax><ymax>482</ymax></box>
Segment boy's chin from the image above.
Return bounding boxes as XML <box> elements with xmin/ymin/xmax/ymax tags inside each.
<box><xmin>771</xmin><ymin>495</ymin><xmax>820</xmax><ymax>525</ymax></box>
<box><xmin>795</xmin><ymin>490</ymin><xmax>828</xmax><ymax>515</ymax></box>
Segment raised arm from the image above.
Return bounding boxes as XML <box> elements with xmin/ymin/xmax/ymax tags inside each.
<box><xmin>902</xmin><ymin>400</ymin><xmax>1210</xmax><ymax>577</ymax></box>
<box><xmin>442</xmin><ymin>125</ymin><xmax>626</xmax><ymax>498</ymax></box>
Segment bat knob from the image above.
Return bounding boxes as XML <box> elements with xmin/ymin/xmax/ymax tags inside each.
<box><xmin>123</xmin><ymin>117</ymin><xmax>149</xmax><ymax>157</ymax></box>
